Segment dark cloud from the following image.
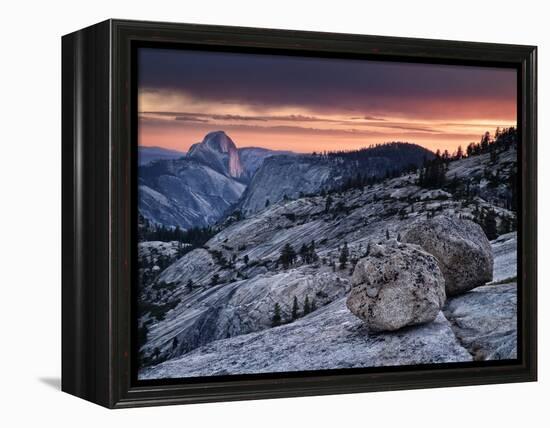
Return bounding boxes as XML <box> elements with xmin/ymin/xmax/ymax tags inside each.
<box><xmin>140</xmin><ymin>111</ymin><xmax>439</xmax><ymax>133</ymax></box>
<box><xmin>141</xmin><ymin>111</ymin><xmax>357</xmax><ymax>123</ymax></box>
<box><xmin>139</xmin><ymin>115</ymin><xmax>443</xmax><ymax>137</ymax></box>
<box><xmin>138</xmin><ymin>48</ymin><xmax>517</xmax><ymax>115</ymax></box>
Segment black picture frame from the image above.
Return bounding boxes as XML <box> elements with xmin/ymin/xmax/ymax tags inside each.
<box><xmin>62</xmin><ymin>19</ymin><xmax>537</xmax><ymax>408</ymax></box>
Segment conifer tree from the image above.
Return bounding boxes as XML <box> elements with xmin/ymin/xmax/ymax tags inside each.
<box><xmin>299</xmin><ymin>243</ymin><xmax>309</xmax><ymax>264</ymax></box>
<box><xmin>272</xmin><ymin>303</ymin><xmax>282</xmax><ymax>327</ymax></box>
<box><xmin>339</xmin><ymin>242</ymin><xmax>349</xmax><ymax>269</ymax></box>
<box><xmin>291</xmin><ymin>296</ymin><xmax>299</xmax><ymax>320</ymax></box>
<box><xmin>279</xmin><ymin>243</ymin><xmax>297</xmax><ymax>269</ymax></box>
<box><xmin>303</xmin><ymin>296</ymin><xmax>311</xmax><ymax>316</ymax></box>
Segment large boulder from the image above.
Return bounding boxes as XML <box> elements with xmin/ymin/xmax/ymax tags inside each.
<box><xmin>346</xmin><ymin>240</ymin><xmax>446</xmax><ymax>332</ymax></box>
<box><xmin>401</xmin><ymin>215</ymin><xmax>493</xmax><ymax>296</ymax></box>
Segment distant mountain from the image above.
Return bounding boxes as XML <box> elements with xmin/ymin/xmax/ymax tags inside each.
<box><xmin>238</xmin><ymin>142</ymin><xmax>434</xmax><ymax>216</ymax></box>
<box><xmin>138</xmin><ymin>133</ymin><xmax>435</xmax><ymax>230</ymax></box>
<box><xmin>238</xmin><ymin>147</ymin><xmax>294</xmax><ymax>179</ymax></box>
<box><xmin>138</xmin><ymin>146</ymin><xmax>185</xmax><ymax>165</ymax></box>
<box><xmin>138</xmin><ymin>156</ymin><xmax>246</xmax><ymax>230</ymax></box>
<box><xmin>187</xmin><ymin>131</ymin><xmax>244</xmax><ymax>179</ymax></box>
<box><xmin>138</xmin><ymin>132</ymin><xmax>294</xmax><ymax>230</ymax></box>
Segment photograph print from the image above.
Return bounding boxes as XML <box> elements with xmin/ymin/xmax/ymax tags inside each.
<box><xmin>136</xmin><ymin>47</ymin><xmax>519</xmax><ymax>381</ymax></box>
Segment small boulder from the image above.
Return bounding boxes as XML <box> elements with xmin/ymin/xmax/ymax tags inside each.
<box><xmin>346</xmin><ymin>240</ymin><xmax>446</xmax><ymax>332</ymax></box>
<box><xmin>401</xmin><ymin>215</ymin><xmax>493</xmax><ymax>296</ymax></box>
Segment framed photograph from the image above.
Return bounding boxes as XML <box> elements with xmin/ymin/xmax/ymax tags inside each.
<box><xmin>62</xmin><ymin>19</ymin><xmax>537</xmax><ymax>408</ymax></box>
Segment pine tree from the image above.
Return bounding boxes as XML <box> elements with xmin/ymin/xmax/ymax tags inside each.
<box><xmin>291</xmin><ymin>296</ymin><xmax>299</xmax><ymax>320</ymax></box>
<box><xmin>172</xmin><ymin>336</ymin><xmax>179</xmax><ymax>350</ymax></box>
<box><xmin>481</xmin><ymin>131</ymin><xmax>491</xmax><ymax>152</ymax></box>
<box><xmin>311</xmin><ymin>298</ymin><xmax>317</xmax><ymax>312</ymax></box>
<box><xmin>309</xmin><ymin>240</ymin><xmax>318</xmax><ymax>262</ymax></box>
<box><xmin>339</xmin><ymin>242</ymin><xmax>349</xmax><ymax>269</ymax></box>
<box><xmin>186</xmin><ymin>279</ymin><xmax>193</xmax><ymax>292</ymax></box>
<box><xmin>299</xmin><ymin>243</ymin><xmax>309</xmax><ymax>264</ymax></box>
<box><xmin>303</xmin><ymin>295</ymin><xmax>311</xmax><ymax>316</ymax></box>
<box><xmin>265</xmin><ymin>199</ymin><xmax>270</xmax><ymax>208</ymax></box>
<box><xmin>243</xmin><ymin>254</ymin><xmax>249</xmax><ymax>265</ymax></box>
<box><xmin>490</xmin><ymin>147</ymin><xmax>497</xmax><ymax>164</ymax></box>
<box><xmin>279</xmin><ymin>243</ymin><xmax>297</xmax><ymax>269</ymax></box>
<box><xmin>272</xmin><ymin>303</ymin><xmax>282</xmax><ymax>327</ymax></box>
<box><xmin>386</xmin><ymin>229</ymin><xmax>390</xmax><ymax>240</ymax></box>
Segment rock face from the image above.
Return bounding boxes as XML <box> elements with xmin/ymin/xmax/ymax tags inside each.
<box><xmin>444</xmin><ymin>282</ymin><xmax>517</xmax><ymax>360</ymax></box>
<box><xmin>238</xmin><ymin>155</ymin><xmax>336</xmax><ymax>216</ymax></box>
<box><xmin>401</xmin><ymin>215</ymin><xmax>493</xmax><ymax>296</ymax></box>
<box><xmin>346</xmin><ymin>240</ymin><xmax>446</xmax><ymax>332</ymax></box>
<box><xmin>237</xmin><ymin>147</ymin><xmax>293</xmax><ymax>179</ymax></box>
<box><xmin>187</xmin><ymin>131</ymin><xmax>244</xmax><ymax>178</ymax></box>
<box><xmin>238</xmin><ymin>142</ymin><xmax>434</xmax><ymax>216</ymax></box>
<box><xmin>138</xmin><ymin>158</ymin><xmax>246</xmax><ymax>229</ymax></box>
<box><xmin>140</xmin><ymin>298</ymin><xmax>472</xmax><ymax>379</ymax></box>
<box><xmin>491</xmin><ymin>232</ymin><xmax>517</xmax><ymax>282</ymax></box>
<box><xmin>141</xmin><ymin>266</ymin><xmax>349</xmax><ymax>360</ymax></box>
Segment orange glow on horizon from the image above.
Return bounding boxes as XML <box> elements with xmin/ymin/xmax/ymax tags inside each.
<box><xmin>138</xmin><ymin>89</ymin><xmax>517</xmax><ymax>155</ymax></box>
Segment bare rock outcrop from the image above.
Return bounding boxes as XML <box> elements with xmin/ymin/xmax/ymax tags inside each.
<box><xmin>346</xmin><ymin>240</ymin><xmax>446</xmax><ymax>332</ymax></box>
<box><xmin>443</xmin><ymin>282</ymin><xmax>517</xmax><ymax>360</ymax></box>
<box><xmin>140</xmin><ymin>297</ymin><xmax>472</xmax><ymax>380</ymax></box>
<box><xmin>401</xmin><ymin>215</ymin><xmax>493</xmax><ymax>296</ymax></box>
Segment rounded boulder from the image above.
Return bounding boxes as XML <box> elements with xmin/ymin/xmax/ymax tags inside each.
<box><xmin>346</xmin><ymin>240</ymin><xmax>446</xmax><ymax>332</ymax></box>
<box><xmin>401</xmin><ymin>215</ymin><xmax>493</xmax><ymax>296</ymax></box>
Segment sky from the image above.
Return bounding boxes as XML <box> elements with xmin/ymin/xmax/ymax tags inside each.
<box><xmin>138</xmin><ymin>47</ymin><xmax>517</xmax><ymax>154</ymax></box>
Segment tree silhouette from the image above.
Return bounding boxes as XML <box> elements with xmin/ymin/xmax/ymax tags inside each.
<box><xmin>279</xmin><ymin>243</ymin><xmax>297</xmax><ymax>269</ymax></box>
<box><xmin>339</xmin><ymin>242</ymin><xmax>349</xmax><ymax>270</ymax></box>
<box><xmin>291</xmin><ymin>296</ymin><xmax>299</xmax><ymax>320</ymax></box>
<box><xmin>272</xmin><ymin>303</ymin><xmax>282</xmax><ymax>327</ymax></box>
<box><xmin>303</xmin><ymin>295</ymin><xmax>311</xmax><ymax>316</ymax></box>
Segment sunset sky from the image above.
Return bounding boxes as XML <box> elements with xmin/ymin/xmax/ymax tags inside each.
<box><xmin>138</xmin><ymin>48</ymin><xmax>517</xmax><ymax>154</ymax></box>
